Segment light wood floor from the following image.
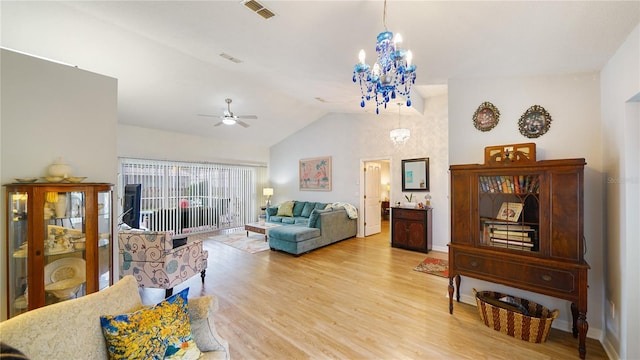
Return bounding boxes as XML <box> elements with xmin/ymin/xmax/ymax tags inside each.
<box><xmin>141</xmin><ymin>222</ymin><xmax>608</xmax><ymax>359</ymax></box>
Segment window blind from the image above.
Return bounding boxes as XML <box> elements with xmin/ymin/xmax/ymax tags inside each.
<box><xmin>118</xmin><ymin>158</ymin><xmax>267</xmax><ymax>235</ymax></box>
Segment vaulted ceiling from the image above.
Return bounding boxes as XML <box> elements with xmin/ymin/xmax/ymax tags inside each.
<box><xmin>2</xmin><ymin>1</ymin><xmax>638</xmax><ymax>147</ymax></box>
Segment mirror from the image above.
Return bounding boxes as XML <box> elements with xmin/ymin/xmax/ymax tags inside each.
<box><xmin>402</xmin><ymin>158</ymin><xmax>429</xmax><ymax>191</ymax></box>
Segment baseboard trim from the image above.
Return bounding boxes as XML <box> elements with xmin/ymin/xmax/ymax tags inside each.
<box><xmin>601</xmin><ymin>336</ymin><xmax>620</xmax><ymax>360</ymax></box>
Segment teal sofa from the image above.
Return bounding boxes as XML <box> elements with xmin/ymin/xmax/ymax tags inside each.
<box><xmin>266</xmin><ymin>201</ymin><xmax>357</xmax><ymax>255</ymax></box>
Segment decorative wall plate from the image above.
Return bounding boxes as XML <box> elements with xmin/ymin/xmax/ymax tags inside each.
<box><xmin>473</xmin><ymin>102</ymin><xmax>500</xmax><ymax>132</ymax></box>
<box><xmin>519</xmin><ymin>105</ymin><xmax>552</xmax><ymax>138</ymax></box>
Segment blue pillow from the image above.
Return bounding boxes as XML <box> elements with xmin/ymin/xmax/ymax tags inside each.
<box><xmin>309</xmin><ymin>209</ymin><xmax>330</xmax><ymax>228</ymax></box>
<box><xmin>315</xmin><ymin>202</ymin><xmax>328</xmax><ymax>210</ymax></box>
<box><xmin>266</xmin><ymin>206</ymin><xmax>278</xmax><ymax>217</ymax></box>
<box><xmin>301</xmin><ymin>202</ymin><xmax>316</xmax><ymax>217</ymax></box>
<box><xmin>292</xmin><ymin>201</ymin><xmax>306</xmax><ymax>217</ymax></box>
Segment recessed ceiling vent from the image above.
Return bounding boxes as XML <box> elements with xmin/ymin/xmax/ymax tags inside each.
<box><xmin>219</xmin><ymin>53</ymin><xmax>242</xmax><ymax>64</ymax></box>
<box><xmin>243</xmin><ymin>0</ymin><xmax>276</xmax><ymax>20</ymax></box>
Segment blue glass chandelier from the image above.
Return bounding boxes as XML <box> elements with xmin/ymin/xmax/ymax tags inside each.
<box><xmin>353</xmin><ymin>0</ymin><xmax>416</xmax><ymax>114</ymax></box>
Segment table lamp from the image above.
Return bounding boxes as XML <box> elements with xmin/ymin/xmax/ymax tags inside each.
<box><xmin>263</xmin><ymin>188</ymin><xmax>274</xmax><ymax>206</ymax></box>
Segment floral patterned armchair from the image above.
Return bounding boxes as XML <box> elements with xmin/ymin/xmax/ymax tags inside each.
<box><xmin>118</xmin><ymin>230</ymin><xmax>208</xmax><ymax>297</ymax></box>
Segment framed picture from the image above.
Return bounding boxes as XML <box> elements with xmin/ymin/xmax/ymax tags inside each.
<box><xmin>473</xmin><ymin>102</ymin><xmax>500</xmax><ymax>132</ymax></box>
<box><xmin>496</xmin><ymin>202</ymin><xmax>524</xmax><ymax>222</ymax></box>
<box><xmin>402</xmin><ymin>158</ymin><xmax>429</xmax><ymax>191</ymax></box>
<box><xmin>299</xmin><ymin>156</ymin><xmax>332</xmax><ymax>191</ymax></box>
<box><xmin>519</xmin><ymin>105</ymin><xmax>552</xmax><ymax>138</ymax></box>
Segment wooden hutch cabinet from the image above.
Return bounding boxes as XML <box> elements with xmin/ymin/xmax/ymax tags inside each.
<box><xmin>391</xmin><ymin>207</ymin><xmax>432</xmax><ymax>253</ymax></box>
<box><xmin>448</xmin><ymin>144</ymin><xmax>589</xmax><ymax>359</ymax></box>
<box><xmin>4</xmin><ymin>183</ymin><xmax>113</xmax><ymax>319</ymax></box>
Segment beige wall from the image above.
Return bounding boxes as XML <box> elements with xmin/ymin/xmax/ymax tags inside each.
<box><xmin>269</xmin><ymin>93</ymin><xmax>450</xmax><ymax>251</ymax></box>
<box><xmin>600</xmin><ymin>24</ymin><xmax>640</xmax><ymax>360</ymax></box>
<box><xmin>117</xmin><ymin>124</ymin><xmax>269</xmax><ymax>166</ymax></box>
<box><xmin>0</xmin><ymin>49</ymin><xmax>118</xmax><ymax>320</ymax></box>
<box><xmin>448</xmin><ymin>72</ymin><xmax>605</xmax><ymax>338</ymax></box>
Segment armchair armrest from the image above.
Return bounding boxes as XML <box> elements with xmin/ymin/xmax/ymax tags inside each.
<box><xmin>188</xmin><ymin>295</ymin><xmax>229</xmax><ymax>358</ymax></box>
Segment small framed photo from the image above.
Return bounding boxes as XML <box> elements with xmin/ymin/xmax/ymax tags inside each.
<box><xmin>496</xmin><ymin>202</ymin><xmax>523</xmax><ymax>222</ymax></box>
<box><xmin>519</xmin><ymin>105</ymin><xmax>552</xmax><ymax>138</ymax></box>
<box><xmin>473</xmin><ymin>102</ymin><xmax>500</xmax><ymax>132</ymax></box>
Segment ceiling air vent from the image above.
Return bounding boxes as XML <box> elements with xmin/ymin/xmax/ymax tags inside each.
<box><xmin>243</xmin><ymin>0</ymin><xmax>276</xmax><ymax>20</ymax></box>
<box><xmin>219</xmin><ymin>53</ymin><xmax>242</xmax><ymax>64</ymax></box>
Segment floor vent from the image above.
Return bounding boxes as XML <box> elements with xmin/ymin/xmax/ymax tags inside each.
<box><xmin>243</xmin><ymin>0</ymin><xmax>276</xmax><ymax>20</ymax></box>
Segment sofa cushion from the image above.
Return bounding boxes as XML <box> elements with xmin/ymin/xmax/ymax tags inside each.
<box><xmin>301</xmin><ymin>202</ymin><xmax>316</xmax><ymax>217</ymax></box>
<box><xmin>292</xmin><ymin>201</ymin><xmax>306</xmax><ymax>217</ymax></box>
<box><xmin>315</xmin><ymin>202</ymin><xmax>328</xmax><ymax>210</ymax></box>
<box><xmin>281</xmin><ymin>217</ymin><xmax>296</xmax><ymax>224</ymax></box>
<box><xmin>269</xmin><ymin>225</ymin><xmax>321</xmax><ymax>242</ymax></box>
<box><xmin>276</xmin><ymin>201</ymin><xmax>294</xmax><ymax>217</ymax></box>
<box><xmin>308</xmin><ymin>208</ymin><xmax>331</xmax><ymax>228</ymax></box>
<box><xmin>266</xmin><ymin>206</ymin><xmax>278</xmax><ymax>217</ymax></box>
<box><xmin>100</xmin><ymin>288</ymin><xmax>202</xmax><ymax>360</ymax></box>
<box><xmin>294</xmin><ymin>217</ymin><xmax>310</xmax><ymax>225</ymax></box>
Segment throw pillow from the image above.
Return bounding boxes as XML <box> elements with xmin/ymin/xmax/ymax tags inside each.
<box><xmin>308</xmin><ymin>209</ymin><xmax>330</xmax><ymax>228</ymax></box>
<box><xmin>100</xmin><ymin>288</ymin><xmax>202</xmax><ymax>360</ymax></box>
<box><xmin>292</xmin><ymin>201</ymin><xmax>306</xmax><ymax>217</ymax></box>
<box><xmin>276</xmin><ymin>201</ymin><xmax>294</xmax><ymax>217</ymax></box>
<box><xmin>301</xmin><ymin>202</ymin><xmax>316</xmax><ymax>217</ymax></box>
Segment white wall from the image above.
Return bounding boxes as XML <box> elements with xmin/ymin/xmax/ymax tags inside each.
<box><xmin>269</xmin><ymin>94</ymin><xmax>449</xmax><ymax>249</ymax></box>
<box><xmin>117</xmin><ymin>124</ymin><xmax>269</xmax><ymax>166</ymax></box>
<box><xmin>448</xmin><ymin>73</ymin><xmax>605</xmax><ymax>338</ymax></box>
<box><xmin>0</xmin><ymin>49</ymin><xmax>118</xmax><ymax>320</ymax></box>
<box><xmin>600</xmin><ymin>24</ymin><xmax>640</xmax><ymax>360</ymax></box>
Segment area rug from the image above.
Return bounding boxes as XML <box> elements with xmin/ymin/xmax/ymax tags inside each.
<box><xmin>209</xmin><ymin>232</ymin><xmax>270</xmax><ymax>254</ymax></box>
<box><xmin>414</xmin><ymin>257</ymin><xmax>449</xmax><ymax>278</ymax></box>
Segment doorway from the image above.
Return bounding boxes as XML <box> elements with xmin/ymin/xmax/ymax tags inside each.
<box><xmin>360</xmin><ymin>158</ymin><xmax>391</xmax><ymax>237</ymax></box>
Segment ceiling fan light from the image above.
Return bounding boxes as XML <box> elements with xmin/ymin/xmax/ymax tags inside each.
<box><xmin>222</xmin><ymin>118</ymin><xmax>236</xmax><ymax>125</ymax></box>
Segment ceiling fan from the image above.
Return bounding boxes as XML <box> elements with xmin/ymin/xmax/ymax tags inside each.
<box><xmin>198</xmin><ymin>98</ymin><xmax>257</xmax><ymax>128</ymax></box>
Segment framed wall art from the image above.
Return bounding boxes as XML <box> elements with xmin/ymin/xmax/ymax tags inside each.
<box><xmin>473</xmin><ymin>102</ymin><xmax>500</xmax><ymax>132</ymax></box>
<box><xmin>519</xmin><ymin>105</ymin><xmax>552</xmax><ymax>138</ymax></box>
<box><xmin>299</xmin><ymin>156</ymin><xmax>332</xmax><ymax>191</ymax></box>
<box><xmin>402</xmin><ymin>158</ymin><xmax>429</xmax><ymax>191</ymax></box>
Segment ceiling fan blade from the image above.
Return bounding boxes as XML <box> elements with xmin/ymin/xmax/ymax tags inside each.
<box><xmin>197</xmin><ymin>114</ymin><xmax>218</xmax><ymax>118</ymax></box>
<box><xmin>237</xmin><ymin>115</ymin><xmax>258</xmax><ymax>120</ymax></box>
<box><xmin>236</xmin><ymin>120</ymin><xmax>250</xmax><ymax>128</ymax></box>
<box><xmin>213</xmin><ymin>121</ymin><xmax>224</xmax><ymax>127</ymax></box>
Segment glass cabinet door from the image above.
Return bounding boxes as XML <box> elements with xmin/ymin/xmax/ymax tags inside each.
<box><xmin>43</xmin><ymin>190</ymin><xmax>87</xmax><ymax>305</ymax></box>
<box><xmin>7</xmin><ymin>191</ymin><xmax>28</xmax><ymax>318</ymax></box>
<box><xmin>97</xmin><ymin>190</ymin><xmax>112</xmax><ymax>290</ymax></box>
<box><xmin>477</xmin><ymin>174</ymin><xmax>540</xmax><ymax>252</ymax></box>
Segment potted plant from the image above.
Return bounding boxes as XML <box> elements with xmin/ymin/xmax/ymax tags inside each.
<box><xmin>404</xmin><ymin>193</ymin><xmax>416</xmax><ymax>208</ymax></box>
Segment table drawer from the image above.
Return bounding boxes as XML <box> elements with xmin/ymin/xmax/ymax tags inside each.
<box><xmin>392</xmin><ymin>208</ymin><xmax>426</xmax><ymax>221</ymax></box>
<box><xmin>452</xmin><ymin>251</ymin><xmax>578</xmax><ymax>296</ymax></box>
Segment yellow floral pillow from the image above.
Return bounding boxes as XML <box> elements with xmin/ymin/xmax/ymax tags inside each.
<box><xmin>276</xmin><ymin>201</ymin><xmax>295</xmax><ymax>217</ymax></box>
<box><xmin>100</xmin><ymin>288</ymin><xmax>202</xmax><ymax>360</ymax></box>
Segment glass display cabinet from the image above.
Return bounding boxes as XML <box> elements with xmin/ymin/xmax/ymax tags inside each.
<box><xmin>4</xmin><ymin>183</ymin><xmax>113</xmax><ymax>319</ymax></box>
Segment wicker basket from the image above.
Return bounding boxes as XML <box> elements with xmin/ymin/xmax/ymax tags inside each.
<box><xmin>474</xmin><ymin>289</ymin><xmax>559</xmax><ymax>343</ymax></box>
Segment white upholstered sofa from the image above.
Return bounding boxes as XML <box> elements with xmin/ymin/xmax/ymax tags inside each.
<box><xmin>0</xmin><ymin>275</ymin><xmax>229</xmax><ymax>360</ymax></box>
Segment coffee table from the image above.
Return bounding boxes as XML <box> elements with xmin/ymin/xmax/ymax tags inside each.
<box><xmin>244</xmin><ymin>222</ymin><xmax>281</xmax><ymax>241</ymax></box>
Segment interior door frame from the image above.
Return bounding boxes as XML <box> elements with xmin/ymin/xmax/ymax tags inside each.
<box><xmin>358</xmin><ymin>156</ymin><xmax>392</xmax><ymax>238</ymax></box>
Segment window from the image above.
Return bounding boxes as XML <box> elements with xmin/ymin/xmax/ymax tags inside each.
<box><xmin>119</xmin><ymin>158</ymin><xmax>267</xmax><ymax>235</ymax></box>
